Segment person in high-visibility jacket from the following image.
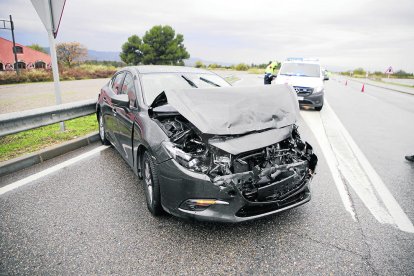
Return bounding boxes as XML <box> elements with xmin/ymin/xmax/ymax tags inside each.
<box><xmin>264</xmin><ymin>61</ymin><xmax>278</xmax><ymax>85</ymax></box>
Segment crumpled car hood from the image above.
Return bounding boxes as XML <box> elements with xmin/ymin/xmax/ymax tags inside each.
<box><xmin>157</xmin><ymin>85</ymin><xmax>299</xmax><ymax>135</ymax></box>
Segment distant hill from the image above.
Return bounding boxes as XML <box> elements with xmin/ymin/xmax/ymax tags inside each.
<box><xmin>87</xmin><ymin>50</ymin><xmax>121</xmax><ymax>62</ymax></box>
<box><xmin>84</xmin><ymin>54</ymin><xmax>232</xmax><ymax>66</ymax></box>
<box><xmin>42</xmin><ymin>47</ymin><xmax>121</xmax><ymax>62</ymax></box>
<box><xmin>184</xmin><ymin>57</ymin><xmax>233</xmax><ymax>67</ymax></box>
<box><xmin>42</xmin><ymin>46</ymin><xmax>231</xmax><ymax>65</ymax></box>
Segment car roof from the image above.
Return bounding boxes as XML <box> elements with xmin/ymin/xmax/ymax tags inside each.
<box><xmin>282</xmin><ymin>60</ymin><xmax>320</xmax><ymax>65</ymax></box>
<box><xmin>126</xmin><ymin>65</ymin><xmax>213</xmax><ymax>75</ymax></box>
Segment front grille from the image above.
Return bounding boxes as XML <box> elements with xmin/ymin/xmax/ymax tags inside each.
<box><xmin>236</xmin><ymin>189</ymin><xmax>309</xmax><ymax>217</ymax></box>
<box><xmin>293</xmin><ymin>86</ymin><xmax>313</xmax><ymax>96</ymax></box>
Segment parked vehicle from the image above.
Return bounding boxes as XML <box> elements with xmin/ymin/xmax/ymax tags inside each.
<box><xmin>274</xmin><ymin>58</ymin><xmax>326</xmax><ymax>111</ymax></box>
<box><xmin>96</xmin><ymin>65</ymin><xmax>318</xmax><ymax>222</ymax></box>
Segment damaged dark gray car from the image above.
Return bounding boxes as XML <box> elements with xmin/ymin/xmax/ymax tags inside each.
<box><xmin>97</xmin><ymin>66</ymin><xmax>318</xmax><ymax>222</ymax></box>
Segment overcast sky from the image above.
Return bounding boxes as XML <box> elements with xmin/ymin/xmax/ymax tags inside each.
<box><xmin>1</xmin><ymin>0</ymin><xmax>413</xmax><ymax>72</ymax></box>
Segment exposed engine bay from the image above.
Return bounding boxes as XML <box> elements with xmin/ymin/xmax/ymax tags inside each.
<box><xmin>157</xmin><ymin>114</ymin><xmax>318</xmax><ymax>203</ymax></box>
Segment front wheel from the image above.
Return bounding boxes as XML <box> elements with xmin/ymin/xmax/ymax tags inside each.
<box><xmin>98</xmin><ymin>113</ymin><xmax>110</xmax><ymax>145</ymax></box>
<box><xmin>142</xmin><ymin>151</ymin><xmax>163</xmax><ymax>216</ymax></box>
<box><xmin>315</xmin><ymin>105</ymin><xmax>323</xmax><ymax>111</ymax></box>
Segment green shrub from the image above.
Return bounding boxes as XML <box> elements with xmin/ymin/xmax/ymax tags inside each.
<box><xmin>78</xmin><ymin>63</ymin><xmax>117</xmax><ymax>72</ymax></box>
<box><xmin>0</xmin><ymin>70</ymin><xmax>51</xmax><ymax>84</ymax></box>
<box><xmin>208</xmin><ymin>63</ymin><xmax>221</xmax><ymax>69</ymax></box>
<box><xmin>194</xmin><ymin>61</ymin><xmax>205</xmax><ymax>68</ymax></box>
<box><xmin>0</xmin><ymin>64</ymin><xmax>117</xmax><ymax>85</ymax></box>
<box><xmin>234</xmin><ymin>63</ymin><xmax>249</xmax><ymax>71</ymax></box>
<box><xmin>353</xmin><ymin>68</ymin><xmax>366</xmax><ymax>76</ymax></box>
<box><xmin>83</xmin><ymin>60</ymin><xmax>125</xmax><ymax>67</ymax></box>
<box><xmin>394</xmin><ymin>70</ymin><xmax>414</xmax><ymax>78</ymax></box>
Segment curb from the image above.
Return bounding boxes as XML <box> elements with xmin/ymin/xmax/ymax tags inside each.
<box><xmin>0</xmin><ymin>132</ymin><xmax>100</xmax><ymax>177</ymax></box>
<box><xmin>350</xmin><ymin>78</ymin><xmax>414</xmax><ymax>96</ymax></box>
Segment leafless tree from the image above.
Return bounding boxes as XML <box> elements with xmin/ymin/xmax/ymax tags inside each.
<box><xmin>56</xmin><ymin>42</ymin><xmax>88</xmax><ymax>67</ymax></box>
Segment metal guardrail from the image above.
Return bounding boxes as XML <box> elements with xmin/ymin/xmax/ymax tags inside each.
<box><xmin>0</xmin><ymin>99</ymin><xmax>96</xmax><ymax>137</ymax></box>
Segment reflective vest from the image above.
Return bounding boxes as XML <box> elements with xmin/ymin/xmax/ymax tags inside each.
<box><xmin>265</xmin><ymin>62</ymin><xmax>278</xmax><ymax>75</ymax></box>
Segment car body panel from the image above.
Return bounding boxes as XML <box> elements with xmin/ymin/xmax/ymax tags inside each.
<box><xmin>99</xmin><ymin>84</ymin><xmax>121</xmax><ymax>147</ymax></box>
<box><xmin>157</xmin><ymin>158</ymin><xmax>312</xmax><ymax>223</ymax></box>
<box><xmin>162</xmin><ymin>85</ymin><xmax>299</xmax><ymax>135</ymax></box>
<box><xmin>208</xmin><ymin>126</ymin><xmax>293</xmax><ymax>155</ymax></box>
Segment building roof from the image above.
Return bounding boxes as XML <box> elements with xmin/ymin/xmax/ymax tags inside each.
<box><xmin>0</xmin><ymin>36</ymin><xmax>51</xmax><ymax>65</ymax></box>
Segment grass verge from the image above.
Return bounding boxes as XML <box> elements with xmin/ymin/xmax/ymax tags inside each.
<box><xmin>374</xmin><ymin>80</ymin><xmax>414</xmax><ymax>88</ymax></box>
<box><xmin>0</xmin><ymin>114</ymin><xmax>98</xmax><ymax>162</ymax></box>
<box><xmin>247</xmin><ymin>68</ymin><xmax>265</xmax><ymax>74</ymax></box>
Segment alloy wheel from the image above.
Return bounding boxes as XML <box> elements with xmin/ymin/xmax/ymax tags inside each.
<box><xmin>144</xmin><ymin>160</ymin><xmax>153</xmax><ymax>205</ymax></box>
<box><xmin>99</xmin><ymin>114</ymin><xmax>105</xmax><ymax>141</ymax></box>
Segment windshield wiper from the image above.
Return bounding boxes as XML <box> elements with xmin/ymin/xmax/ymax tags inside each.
<box><xmin>200</xmin><ymin>77</ymin><xmax>220</xmax><ymax>87</ymax></box>
<box><xmin>181</xmin><ymin>75</ymin><xmax>198</xmax><ymax>88</ymax></box>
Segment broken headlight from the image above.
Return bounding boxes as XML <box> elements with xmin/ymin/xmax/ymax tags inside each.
<box><xmin>313</xmin><ymin>86</ymin><xmax>324</xmax><ymax>94</ymax></box>
<box><xmin>162</xmin><ymin>141</ymin><xmax>209</xmax><ymax>173</ymax></box>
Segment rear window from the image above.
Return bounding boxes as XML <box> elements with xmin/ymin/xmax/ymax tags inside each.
<box><xmin>140</xmin><ymin>73</ymin><xmax>231</xmax><ymax>105</ymax></box>
<box><xmin>279</xmin><ymin>63</ymin><xmax>321</xmax><ymax>78</ymax></box>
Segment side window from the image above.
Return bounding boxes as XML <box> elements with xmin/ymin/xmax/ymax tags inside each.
<box><xmin>111</xmin><ymin>72</ymin><xmax>125</xmax><ymax>94</ymax></box>
<box><xmin>120</xmin><ymin>73</ymin><xmax>137</xmax><ymax>107</ymax></box>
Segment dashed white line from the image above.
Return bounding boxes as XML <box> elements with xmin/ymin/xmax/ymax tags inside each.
<box><xmin>0</xmin><ymin>145</ymin><xmax>109</xmax><ymax>196</ymax></box>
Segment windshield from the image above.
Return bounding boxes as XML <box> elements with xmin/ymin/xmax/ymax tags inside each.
<box><xmin>279</xmin><ymin>63</ymin><xmax>321</xmax><ymax>78</ymax></box>
<box><xmin>140</xmin><ymin>73</ymin><xmax>231</xmax><ymax>105</ymax></box>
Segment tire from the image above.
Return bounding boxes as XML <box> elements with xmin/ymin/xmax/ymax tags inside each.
<box><xmin>315</xmin><ymin>105</ymin><xmax>323</xmax><ymax>111</ymax></box>
<box><xmin>98</xmin><ymin>112</ymin><xmax>110</xmax><ymax>145</ymax></box>
<box><xmin>142</xmin><ymin>151</ymin><xmax>163</xmax><ymax>216</ymax></box>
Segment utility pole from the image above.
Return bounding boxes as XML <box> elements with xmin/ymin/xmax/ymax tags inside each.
<box><xmin>10</xmin><ymin>15</ymin><xmax>19</xmax><ymax>75</ymax></box>
<box><xmin>0</xmin><ymin>15</ymin><xmax>19</xmax><ymax>75</ymax></box>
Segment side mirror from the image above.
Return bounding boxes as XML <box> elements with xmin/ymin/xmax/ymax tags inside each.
<box><xmin>112</xmin><ymin>94</ymin><xmax>129</xmax><ymax>108</ymax></box>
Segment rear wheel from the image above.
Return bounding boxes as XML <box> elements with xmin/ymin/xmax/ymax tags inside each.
<box><xmin>142</xmin><ymin>151</ymin><xmax>163</xmax><ymax>216</ymax></box>
<box><xmin>315</xmin><ymin>105</ymin><xmax>323</xmax><ymax>111</ymax></box>
<box><xmin>98</xmin><ymin>112</ymin><xmax>110</xmax><ymax>145</ymax></box>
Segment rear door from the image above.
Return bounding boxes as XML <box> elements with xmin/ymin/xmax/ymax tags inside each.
<box><xmin>114</xmin><ymin>71</ymin><xmax>138</xmax><ymax>166</ymax></box>
<box><xmin>105</xmin><ymin>71</ymin><xmax>125</xmax><ymax>147</ymax></box>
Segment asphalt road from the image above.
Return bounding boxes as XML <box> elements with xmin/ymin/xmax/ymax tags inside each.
<box><xmin>0</xmin><ymin>78</ymin><xmax>108</xmax><ymax>114</ymax></box>
<box><xmin>1</xmin><ymin>73</ymin><xmax>414</xmax><ymax>275</ymax></box>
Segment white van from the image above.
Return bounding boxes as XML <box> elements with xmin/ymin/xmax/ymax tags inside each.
<box><xmin>274</xmin><ymin>58</ymin><xmax>327</xmax><ymax>111</ymax></box>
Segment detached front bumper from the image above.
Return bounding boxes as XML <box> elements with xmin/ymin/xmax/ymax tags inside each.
<box><xmin>157</xmin><ymin>159</ymin><xmax>312</xmax><ymax>223</ymax></box>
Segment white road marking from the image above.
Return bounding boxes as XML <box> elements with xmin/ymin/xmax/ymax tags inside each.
<box><xmin>300</xmin><ymin>109</ymin><xmax>357</xmax><ymax>221</ymax></box>
<box><xmin>0</xmin><ymin>145</ymin><xmax>109</xmax><ymax>196</ymax></box>
<box><xmin>301</xmin><ymin>101</ymin><xmax>414</xmax><ymax>233</ymax></box>
<box><xmin>318</xmin><ymin>103</ymin><xmax>393</xmax><ymax>224</ymax></box>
